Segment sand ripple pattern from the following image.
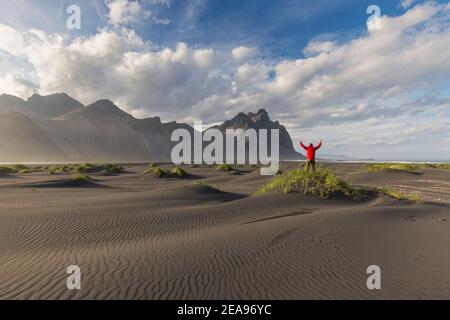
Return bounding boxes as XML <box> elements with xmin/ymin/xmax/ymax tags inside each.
<box><xmin>0</xmin><ymin>168</ymin><xmax>449</xmax><ymax>299</ymax></box>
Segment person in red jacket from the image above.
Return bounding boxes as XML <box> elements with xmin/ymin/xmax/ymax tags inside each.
<box><xmin>300</xmin><ymin>139</ymin><xmax>322</xmax><ymax>172</ymax></box>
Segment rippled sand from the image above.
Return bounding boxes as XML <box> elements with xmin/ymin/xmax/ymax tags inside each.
<box><xmin>0</xmin><ymin>163</ymin><xmax>449</xmax><ymax>299</ymax></box>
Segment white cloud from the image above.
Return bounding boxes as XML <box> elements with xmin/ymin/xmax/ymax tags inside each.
<box><xmin>0</xmin><ymin>2</ymin><xmax>449</xmax><ymax>158</ymax></box>
<box><xmin>263</xmin><ymin>2</ymin><xmax>450</xmax><ymax>124</ymax></box>
<box><xmin>0</xmin><ymin>73</ymin><xmax>37</xmax><ymax>97</ymax></box>
<box><xmin>0</xmin><ymin>26</ymin><xmax>230</xmax><ymax>120</ymax></box>
<box><xmin>106</xmin><ymin>0</ymin><xmax>170</xmax><ymax>26</ymax></box>
<box><xmin>107</xmin><ymin>0</ymin><xmax>144</xmax><ymax>25</ymax></box>
<box><xmin>0</xmin><ymin>24</ymin><xmax>25</xmax><ymax>57</ymax></box>
<box><xmin>232</xmin><ymin>46</ymin><xmax>256</xmax><ymax>62</ymax></box>
<box><xmin>303</xmin><ymin>40</ymin><xmax>336</xmax><ymax>57</ymax></box>
<box><xmin>400</xmin><ymin>0</ymin><xmax>416</xmax><ymax>9</ymax></box>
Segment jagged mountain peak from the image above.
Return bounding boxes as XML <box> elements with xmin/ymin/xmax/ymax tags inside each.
<box><xmin>24</xmin><ymin>92</ymin><xmax>84</xmax><ymax>118</ymax></box>
<box><xmin>247</xmin><ymin>108</ymin><xmax>270</xmax><ymax>124</ymax></box>
<box><xmin>212</xmin><ymin>109</ymin><xmax>302</xmax><ymax>160</ymax></box>
<box><xmin>218</xmin><ymin>108</ymin><xmax>278</xmax><ymax>130</ymax></box>
<box><xmin>0</xmin><ymin>93</ymin><xmax>25</xmax><ymax>101</ymax></box>
<box><xmin>0</xmin><ymin>92</ymin><xmax>302</xmax><ymax>161</ymax></box>
<box><xmin>27</xmin><ymin>92</ymin><xmax>80</xmax><ymax>102</ymax></box>
<box><xmin>64</xmin><ymin>99</ymin><xmax>134</xmax><ymax>120</ymax></box>
<box><xmin>0</xmin><ymin>94</ymin><xmax>28</xmax><ymax>114</ymax></box>
<box><xmin>0</xmin><ymin>93</ymin><xmax>26</xmax><ymax>105</ymax></box>
<box><xmin>87</xmin><ymin>99</ymin><xmax>129</xmax><ymax>114</ymax></box>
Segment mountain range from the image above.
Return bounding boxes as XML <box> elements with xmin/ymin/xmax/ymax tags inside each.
<box><xmin>0</xmin><ymin>93</ymin><xmax>302</xmax><ymax>162</ymax></box>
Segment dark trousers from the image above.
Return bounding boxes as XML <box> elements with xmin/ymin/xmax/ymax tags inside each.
<box><xmin>305</xmin><ymin>159</ymin><xmax>316</xmax><ymax>172</ymax></box>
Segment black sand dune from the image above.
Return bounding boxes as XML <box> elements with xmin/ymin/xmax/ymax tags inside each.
<box><xmin>0</xmin><ymin>163</ymin><xmax>448</xmax><ymax>299</ymax></box>
<box><xmin>348</xmin><ymin>169</ymin><xmax>423</xmax><ymax>185</ymax></box>
<box><xmin>0</xmin><ymin>173</ymin><xmax>17</xmax><ymax>179</ymax></box>
<box><xmin>341</xmin><ymin>165</ymin><xmax>450</xmax><ymax>204</ymax></box>
<box><xmin>2</xmin><ymin>177</ymin><xmax>104</xmax><ymax>188</ymax></box>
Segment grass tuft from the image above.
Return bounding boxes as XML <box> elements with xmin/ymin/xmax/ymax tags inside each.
<box><xmin>152</xmin><ymin>167</ymin><xmax>166</xmax><ymax>178</ymax></box>
<box><xmin>171</xmin><ymin>166</ymin><xmax>187</xmax><ymax>177</ymax></box>
<box><xmin>427</xmin><ymin>163</ymin><xmax>450</xmax><ymax>170</ymax></box>
<box><xmin>255</xmin><ymin>166</ymin><xmax>363</xmax><ymax>199</ymax></box>
<box><xmin>366</xmin><ymin>162</ymin><xmax>450</xmax><ymax>172</ymax></box>
<box><xmin>255</xmin><ymin>166</ymin><xmax>423</xmax><ymax>203</ymax></box>
<box><xmin>100</xmin><ymin>163</ymin><xmax>123</xmax><ymax>175</ymax></box>
<box><xmin>49</xmin><ymin>165</ymin><xmax>68</xmax><ymax>174</ymax></box>
<box><xmin>216</xmin><ymin>164</ymin><xmax>234</xmax><ymax>172</ymax></box>
<box><xmin>366</xmin><ymin>163</ymin><xmax>421</xmax><ymax>172</ymax></box>
<box><xmin>71</xmin><ymin>173</ymin><xmax>92</xmax><ymax>183</ymax></box>
<box><xmin>146</xmin><ymin>166</ymin><xmax>166</xmax><ymax>178</ymax></box>
<box><xmin>0</xmin><ymin>164</ymin><xmax>35</xmax><ymax>174</ymax></box>
<box><xmin>375</xmin><ymin>187</ymin><xmax>423</xmax><ymax>203</ymax></box>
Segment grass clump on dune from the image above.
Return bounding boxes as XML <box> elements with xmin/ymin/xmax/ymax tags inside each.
<box><xmin>50</xmin><ymin>164</ymin><xmax>92</xmax><ymax>174</ymax></box>
<box><xmin>427</xmin><ymin>163</ymin><xmax>450</xmax><ymax>170</ymax></box>
<box><xmin>375</xmin><ymin>187</ymin><xmax>422</xmax><ymax>203</ymax></box>
<box><xmin>72</xmin><ymin>163</ymin><xmax>95</xmax><ymax>173</ymax></box>
<box><xmin>366</xmin><ymin>163</ymin><xmax>421</xmax><ymax>172</ymax></box>
<box><xmin>366</xmin><ymin>162</ymin><xmax>450</xmax><ymax>172</ymax></box>
<box><xmin>216</xmin><ymin>164</ymin><xmax>234</xmax><ymax>172</ymax></box>
<box><xmin>49</xmin><ymin>163</ymin><xmax>123</xmax><ymax>175</ymax></box>
<box><xmin>255</xmin><ymin>166</ymin><xmax>422</xmax><ymax>203</ymax></box>
<box><xmin>33</xmin><ymin>165</ymin><xmax>48</xmax><ymax>171</ymax></box>
<box><xmin>49</xmin><ymin>165</ymin><xmax>68</xmax><ymax>174</ymax></box>
<box><xmin>146</xmin><ymin>165</ymin><xmax>187</xmax><ymax>178</ymax></box>
<box><xmin>171</xmin><ymin>166</ymin><xmax>187</xmax><ymax>177</ymax></box>
<box><xmin>100</xmin><ymin>163</ymin><xmax>123</xmax><ymax>175</ymax></box>
<box><xmin>71</xmin><ymin>173</ymin><xmax>92</xmax><ymax>183</ymax></box>
<box><xmin>10</xmin><ymin>164</ymin><xmax>32</xmax><ymax>173</ymax></box>
<box><xmin>255</xmin><ymin>166</ymin><xmax>364</xmax><ymax>199</ymax></box>
<box><xmin>0</xmin><ymin>164</ymin><xmax>34</xmax><ymax>174</ymax></box>
<box><xmin>0</xmin><ymin>166</ymin><xmax>15</xmax><ymax>174</ymax></box>
<box><xmin>145</xmin><ymin>166</ymin><xmax>166</xmax><ymax>178</ymax></box>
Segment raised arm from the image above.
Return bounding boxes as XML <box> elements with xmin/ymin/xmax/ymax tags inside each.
<box><xmin>300</xmin><ymin>141</ymin><xmax>307</xmax><ymax>150</ymax></box>
<box><xmin>314</xmin><ymin>140</ymin><xmax>323</xmax><ymax>150</ymax></box>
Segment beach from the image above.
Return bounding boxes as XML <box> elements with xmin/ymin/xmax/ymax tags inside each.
<box><xmin>0</xmin><ymin>162</ymin><xmax>449</xmax><ymax>299</ymax></box>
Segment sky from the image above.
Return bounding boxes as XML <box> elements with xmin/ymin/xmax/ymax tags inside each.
<box><xmin>0</xmin><ymin>0</ymin><xmax>449</xmax><ymax>160</ymax></box>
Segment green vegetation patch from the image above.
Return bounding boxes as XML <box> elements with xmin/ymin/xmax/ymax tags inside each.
<box><xmin>72</xmin><ymin>163</ymin><xmax>95</xmax><ymax>173</ymax></box>
<box><xmin>216</xmin><ymin>164</ymin><xmax>234</xmax><ymax>172</ymax></box>
<box><xmin>146</xmin><ymin>165</ymin><xmax>188</xmax><ymax>178</ymax></box>
<box><xmin>49</xmin><ymin>165</ymin><xmax>69</xmax><ymax>174</ymax></box>
<box><xmin>0</xmin><ymin>164</ymin><xmax>35</xmax><ymax>174</ymax></box>
<box><xmin>170</xmin><ymin>166</ymin><xmax>187</xmax><ymax>177</ymax></box>
<box><xmin>375</xmin><ymin>187</ymin><xmax>422</xmax><ymax>203</ymax></box>
<box><xmin>145</xmin><ymin>166</ymin><xmax>166</xmax><ymax>178</ymax></box>
<box><xmin>366</xmin><ymin>163</ymin><xmax>421</xmax><ymax>172</ymax></box>
<box><xmin>428</xmin><ymin>163</ymin><xmax>450</xmax><ymax>170</ymax></box>
<box><xmin>255</xmin><ymin>166</ymin><xmax>364</xmax><ymax>199</ymax></box>
<box><xmin>100</xmin><ymin>163</ymin><xmax>124</xmax><ymax>175</ymax></box>
<box><xmin>366</xmin><ymin>162</ymin><xmax>450</xmax><ymax>172</ymax></box>
<box><xmin>71</xmin><ymin>173</ymin><xmax>92</xmax><ymax>183</ymax></box>
<box><xmin>255</xmin><ymin>166</ymin><xmax>422</xmax><ymax>203</ymax></box>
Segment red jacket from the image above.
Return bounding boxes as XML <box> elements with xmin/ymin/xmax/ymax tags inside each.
<box><xmin>300</xmin><ymin>142</ymin><xmax>321</xmax><ymax>160</ymax></box>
